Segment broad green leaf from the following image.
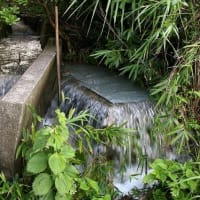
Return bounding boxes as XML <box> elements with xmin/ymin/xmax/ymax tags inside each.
<box><xmin>55</xmin><ymin>173</ymin><xmax>73</xmax><ymax>195</ymax></box>
<box><xmin>86</xmin><ymin>178</ymin><xmax>99</xmax><ymax>193</ymax></box>
<box><xmin>63</xmin><ymin>173</ymin><xmax>77</xmax><ymax>195</ymax></box>
<box><xmin>80</xmin><ymin>179</ymin><xmax>89</xmax><ymax>191</ymax></box>
<box><xmin>32</xmin><ymin>173</ymin><xmax>53</xmax><ymax>196</ymax></box>
<box><xmin>61</xmin><ymin>145</ymin><xmax>75</xmax><ymax>159</ymax></box>
<box><xmin>65</xmin><ymin>165</ymin><xmax>78</xmax><ymax>178</ymax></box>
<box><xmin>27</xmin><ymin>152</ymin><xmax>48</xmax><ymax>174</ymax></box>
<box><xmin>33</xmin><ymin>132</ymin><xmax>50</xmax><ymax>151</ymax></box>
<box><xmin>49</xmin><ymin>153</ymin><xmax>66</xmax><ymax>174</ymax></box>
<box><xmin>39</xmin><ymin>191</ymin><xmax>54</xmax><ymax>200</ymax></box>
<box><xmin>55</xmin><ymin>193</ymin><xmax>72</xmax><ymax>200</ymax></box>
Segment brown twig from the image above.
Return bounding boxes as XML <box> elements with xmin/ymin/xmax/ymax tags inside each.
<box><xmin>37</xmin><ymin>0</ymin><xmax>72</xmax><ymax>52</ymax></box>
<box><xmin>55</xmin><ymin>6</ymin><xmax>61</xmax><ymax>104</ymax></box>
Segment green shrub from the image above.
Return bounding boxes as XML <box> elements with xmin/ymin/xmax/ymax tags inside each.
<box><xmin>144</xmin><ymin>159</ymin><xmax>200</xmax><ymax>200</ymax></box>
<box><xmin>0</xmin><ymin>0</ymin><xmax>28</xmax><ymax>25</ymax></box>
<box><xmin>0</xmin><ymin>107</ymin><xmax>130</xmax><ymax>199</ymax></box>
<box><xmin>17</xmin><ymin>109</ymin><xmax>114</xmax><ymax>199</ymax></box>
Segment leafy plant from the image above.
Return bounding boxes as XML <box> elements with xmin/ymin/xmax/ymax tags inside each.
<box><xmin>0</xmin><ymin>173</ymin><xmax>24</xmax><ymax>200</ymax></box>
<box><xmin>144</xmin><ymin>159</ymin><xmax>200</xmax><ymax>200</ymax></box>
<box><xmin>18</xmin><ymin>109</ymin><xmax>112</xmax><ymax>200</ymax></box>
<box><xmin>0</xmin><ymin>0</ymin><xmax>28</xmax><ymax>25</ymax></box>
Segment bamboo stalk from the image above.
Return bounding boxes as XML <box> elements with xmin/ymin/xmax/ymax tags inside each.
<box><xmin>55</xmin><ymin>6</ymin><xmax>61</xmax><ymax>104</ymax></box>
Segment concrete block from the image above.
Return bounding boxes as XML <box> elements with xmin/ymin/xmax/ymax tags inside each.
<box><xmin>0</xmin><ymin>39</ymin><xmax>57</xmax><ymax>178</ymax></box>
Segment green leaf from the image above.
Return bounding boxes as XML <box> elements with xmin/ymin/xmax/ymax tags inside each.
<box><xmin>27</xmin><ymin>152</ymin><xmax>48</xmax><ymax>174</ymax></box>
<box><xmin>152</xmin><ymin>159</ymin><xmax>168</xmax><ymax>170</ymax></box>
<box><xmin>103</xmin><ymin>194</ymin><xmax>111</xmax><ymax>200</ymax></box>
<box><xmin>143</xmin><ymin>173</ymin><xmax>156</xmax><ymax>183</ymax></box>
<box><xmin>55</xmin><ymin>193</ymin><xmax>72</xmax><ymax>200</ymax></box>
<box><xmin>32</xmin><ymin>173</ymin><xmax>53</xmax><ymax>196</ymax></box>
<box><xmin>49</xmin><ymin>153</ymin><xmax>66</xmax><ymax>175</ymax></box>
<box><xmin>65</xmin><ymin>165</ymin><xmax>78</xmax><ymax>178</ymax></box>
<box><xmin>168</xmin><ymin>173</ymin><xmax>178</xmax><ymax>181</ymax></box>
<box><xmin>55</xmin><ymin>174</ymin><xmax>71</xmax><ymax>195</ymax></box>
<box><xmin>187</xmin><ymin>179</ymin><xmax>198</xmax><ymax>192</ymax></box>
<box><xmin>55</xmin><ymin>110</ymin><xmax>67</xmax><ymax>126</ymax></box>
<box><xmin>33</xmin><ymin>132</ymin><xmax>50</xmax><ymax>151</ymax></box>
<box><xmin>92</xmin><ymin>195</ymin><xmax>111</xmax><ymax>200</ymax></box>
<box><xmin>61</xmin><ymin>145</ymin><xmax>75</xmax><ymax>159</ymax></box>
<box><xmin>86</xmin><ymin>178</ymin><xmax>99</xmax><ymax>193</ymax></box>
<box><xmin>55</xmin><ymin>173</ymin><xmax>74</xmax><ymax>195</ymax></box>
<box><xmin>80</xmin><ymin>179</ymin><xmax>90</xmax><ymax>191</ymax></box>
<box><xmin>47</xmin><ymin>132</ymin><xmax>65</xmax><ymax>150</ymax></box>
<box><xmin>39</xmin><ymin>191</ymin><xmax>54</xmax><ymax>200</ymax></box>
<box><xmin>186</xmin><ymin>169</ymin><xmax>194</xmax><ymax>178</ymax></box>
<box><xmin>55</xmin><ymin>173</ymin><xmax>76</xmax><ymax>195</ymax></box>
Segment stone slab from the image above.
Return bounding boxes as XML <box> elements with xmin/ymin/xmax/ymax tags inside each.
<box><xmin>63</xmin><ymin>64</ymin><xmax>148</xmax><ymax>103</ymax></box>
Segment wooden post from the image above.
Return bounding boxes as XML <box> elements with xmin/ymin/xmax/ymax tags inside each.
<box><xmin>55</xmin><ymin>6</ymin><xmax>61</xmax><ymax>104</ymax></box>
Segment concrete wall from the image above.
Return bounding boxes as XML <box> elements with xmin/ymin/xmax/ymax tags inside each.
<box><xmin>0</xmin><ymin>39</ymin><xmax>57</xmax><ymax>178</ymax></box>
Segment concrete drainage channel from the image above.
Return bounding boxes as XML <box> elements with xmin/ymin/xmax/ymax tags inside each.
<box><xmin>0</xmin><ymin>39</ymin><xmax>58</xmax><ymax>178</ymax></box>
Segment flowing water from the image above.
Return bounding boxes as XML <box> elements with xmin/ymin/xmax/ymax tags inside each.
<box><xmin>0</xmin><ymin>75</ymin><xmax>20</xmax><ymax>98</ymax></box>
<box><xmin>44</xmin><ymin>64</ymin><xmax>164</xmax><ymax>195</ymax></box>
<box><xmin>0</xmin><ymin>20</ymin><xmax>42</xmax><ymax>97</ymax></box>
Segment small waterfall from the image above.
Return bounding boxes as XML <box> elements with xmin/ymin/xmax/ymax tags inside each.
<box><xmin>44</xmin><ymin>65</ymin><xmax>162</xmax><ymax>194</ymax></box>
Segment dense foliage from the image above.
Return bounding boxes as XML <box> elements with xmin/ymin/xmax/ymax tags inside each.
<box><xmin>1</xmin><ymin>0</ymin><xmax>200</xmax><ymax>199</ymax></box>
<box><xmin>62</xmin><ymin>1</ymin><xmax>200</xmax><ymax>151</ymax></box>
<box><xmin>60</xmin><ymin>0</ymin><xmax>200</xmax><ymax>198</ymax></box>
<box><xmin>144</xmin><ymin>159</ymin><xmax>200</xmax><ymax>199</ymax></box>
<box><xmin>34</xmin><ymin>1</ymin><xmax>200</xmax><ymax>145</ymax></box>
<box><xmin>0</xmin><ymin>108</ymin><xmax>128</xmax><ymax>199</ymax></box>
<box><xmin>0</xmin><ymin>0</ymin><xmax>28</xmax><ymax>25</ymax></box>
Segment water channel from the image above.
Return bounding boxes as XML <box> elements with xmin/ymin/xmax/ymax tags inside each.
<box><xmin>0</xmin><ymin>20</ymin><xmax>42</xmax><ymax>98</ymax></box>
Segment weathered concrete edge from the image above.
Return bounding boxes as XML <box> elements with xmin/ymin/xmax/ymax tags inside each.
<box><xmin>0</xmin><ymin>39</ymin><xmax>58</xmax><ymax>178</ymax></box>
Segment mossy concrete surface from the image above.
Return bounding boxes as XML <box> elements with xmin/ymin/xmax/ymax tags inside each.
<box><xmin>0</xmin><ymin>39</ymin><xmax>57</xmax><ymax>178</ymax></box>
